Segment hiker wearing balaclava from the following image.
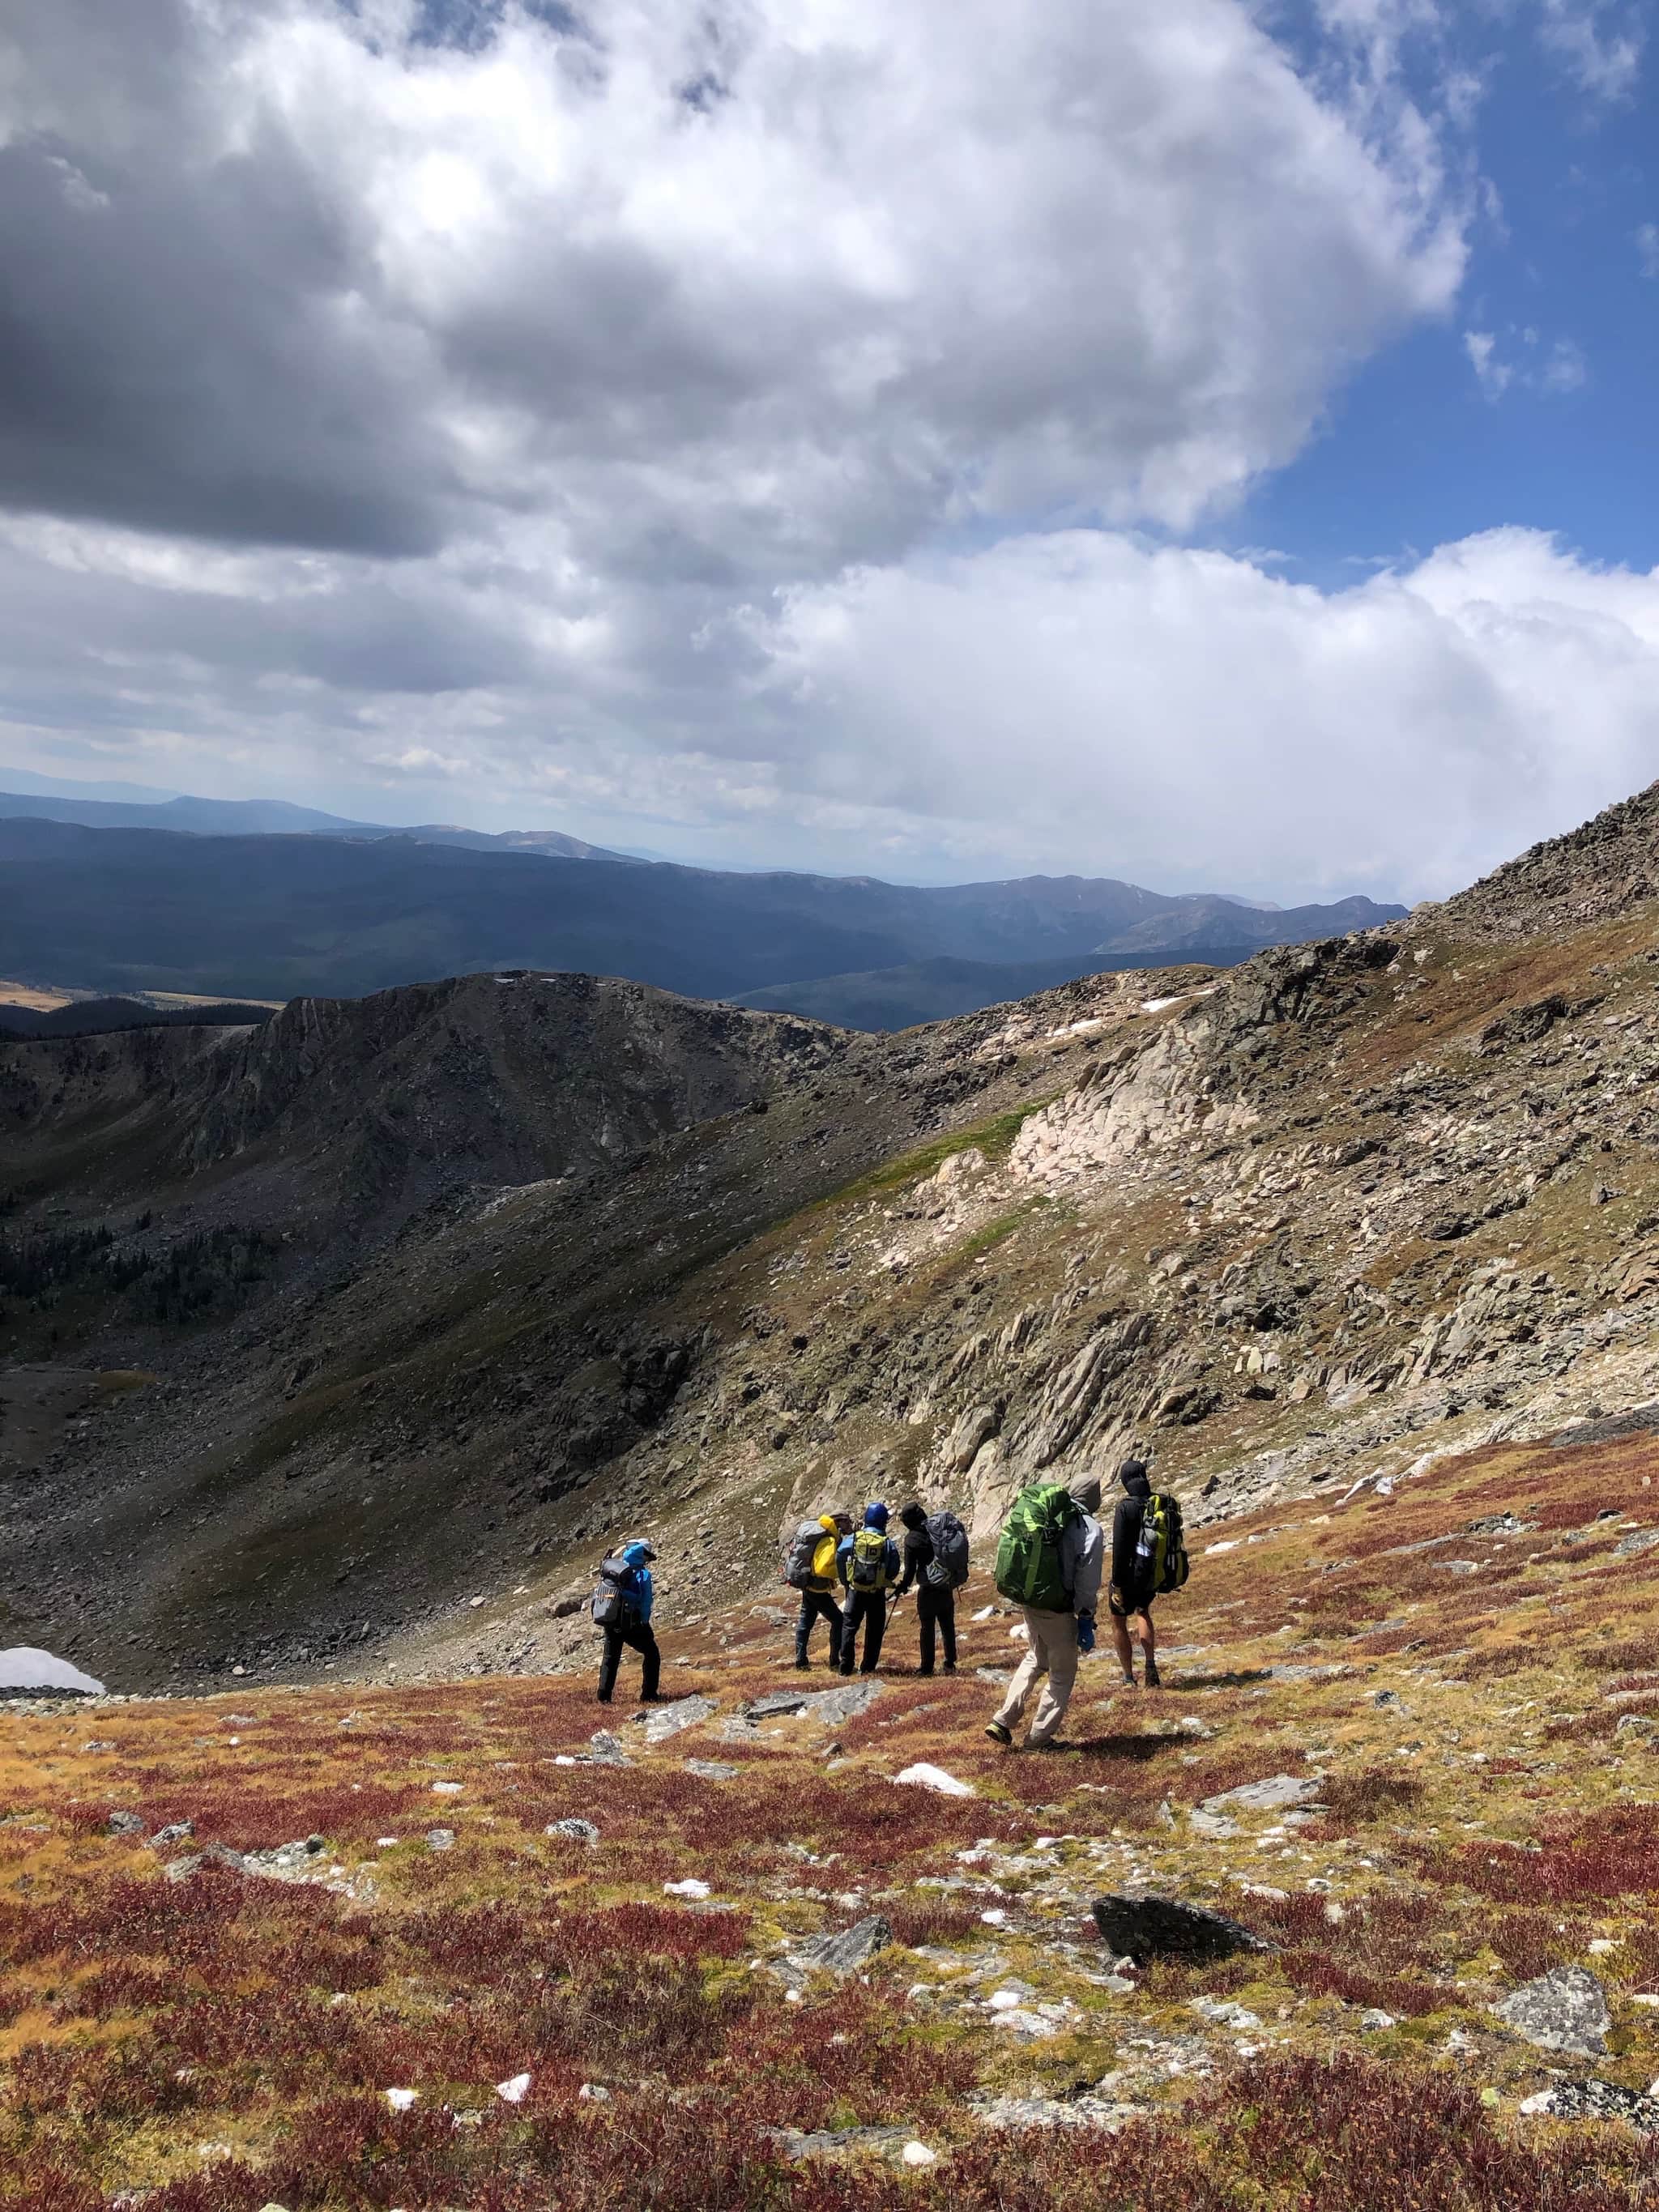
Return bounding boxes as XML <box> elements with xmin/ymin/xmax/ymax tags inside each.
<box><xmin>1109</xmin><ymin>1460</ymin><xmax>1162</xmax><ymax>1689</ymax></box>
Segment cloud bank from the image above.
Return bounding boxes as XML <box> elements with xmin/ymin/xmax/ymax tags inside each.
<box><xmin>0</xmin><ymin>1</ymin><xmax>1650</xmax><ymax>900</ymax></box>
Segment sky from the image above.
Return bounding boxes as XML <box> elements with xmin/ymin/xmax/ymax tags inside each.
<box><xmin>0</xmin><ymin>0</ymin><xmax>1657</xmax><ymax>900</ymax></box>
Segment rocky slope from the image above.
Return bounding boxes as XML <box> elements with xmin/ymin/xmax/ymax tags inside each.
<box><xmin>8</xmin><ymin>782</ymin><xmax>1659</xmax><ymax>1692</ymax></box>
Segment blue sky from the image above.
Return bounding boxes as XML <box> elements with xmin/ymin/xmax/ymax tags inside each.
<box><xmin>1244</xmin><ymin>3</ymin><xmax>1658</xmax><ymax>585</ymax></box>
<box><xmin>1</xmin><ymin>0</ymin><xmax>1657</xmax><ymax>899</ymax></box>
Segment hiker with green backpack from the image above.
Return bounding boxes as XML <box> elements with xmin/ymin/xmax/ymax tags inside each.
<box><xmin>837</xmin><ymin>1502</ymin><xmax>901</xmax><ymax>1677</ymax></box>
<box><xmin>984</xmin><ymin>1476</ymin><xmax>1104</xmax><ymax>1749</ymax></box>
<box><xmin>1110</xmin><ymin>1457</ymin><xmax>1188</xmax><ymax>1688</ymax></box>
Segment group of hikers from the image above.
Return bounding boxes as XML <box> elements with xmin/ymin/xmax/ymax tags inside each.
<box><xmin>591</xmin><ymin>1458</ymin><xmax>1188</xmax><ymax>1749</ymax></box>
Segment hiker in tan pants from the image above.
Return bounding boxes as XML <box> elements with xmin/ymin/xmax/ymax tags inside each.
<box><xmin>987</xmin><ymin>1476</ymin><xmax>1105</xmax><ymax>1749</ymax></box>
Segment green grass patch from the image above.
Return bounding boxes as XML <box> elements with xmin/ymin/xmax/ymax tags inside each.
<box><xmin>818</xmin><ymin>1098</ymin><xmax>1057</xmax><ymax>1208</ymax></box>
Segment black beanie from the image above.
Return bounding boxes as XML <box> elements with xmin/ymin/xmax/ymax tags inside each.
<box><xmin>899</xmin><ymin>1502</ymin><xmax>928</xmax><ymax>1530</ymax></box>
<box><xmin>1120</xmin><ymin>1458</ymin><xmax>1151</xmax><ymax>1497</ymax></box>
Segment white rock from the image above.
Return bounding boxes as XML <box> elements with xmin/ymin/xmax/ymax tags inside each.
<box><xmin>384</xmin><ymin>2088</ymin><xmax>419</xmax><ymax>2112</ymax></box>
<box><xmin>663</xmin><ymin>1877</ymin><xmax>712</xmax><ymax>1899</ymax></box>
<box><xmin>1519</xmin><ymin>2092</ymin><xmax>1553</xmax><ymax>2116</ymax></box>
<box><xmin>1588</xmin><ymin>1938</ymin><xmax>1621</xmax><ymax>1954</ymax></box>
<box><xmin>431</xmin><ymin>1781</ymin><xmax>463</xmax><ymax>1795</ymax></box>
<box><xmin>1633</xmin><ymin>1993</ymin><xmax>1659</xmax><ymax>2009</ymax></box>
<box><xmin>988</xmin><ymin>1989</ymin><xmax>1025</xmax><ymax>2011</ymax></box>
<box><xmin>578</xmin><ymin>2083</ymin><xmax>612</xmax><ymax>2102</ymax></box>
<box><xmin>980</xmin><ymin>1908</ymin><xmax>1009</xmax><ymax>1927</ymax></box>
<box><xmin>972</xmin><ymin>1605</ymin><xmax>997</xmax><ymax>1622</ymax></box>
<box><xmin>1204</xmin><ymin>1541</ymin><xmax>1239</xmax><ymax>1556</ymax></box>
<box><xmin>893</xmin><ymin>1763</ymin><xmax>976</xmax><ymax>1798</ymax></box>
<box><xmin>495</xmin><ymin>2073</ymin><xmax>531</xmax><ymax>2104</ymax></box>
<box><xmin>469</xmin><ymin>1596</ymin><xmax>486</xmax><ymax>1608</ymax></box>
<box><xmin>376</xmin><ymin>1837</ymin><xmax>399</xmax><ymax>1848</ymax></box>
<box><xmin>991</xmin><ymin>2008</ymin><xmax>1056</xmax><ymax>2038</ymax></box>
<box><xmin>901</xmin><ymin>2142</ymin><xmax>939</xmax><ymax>2167</ymax></box>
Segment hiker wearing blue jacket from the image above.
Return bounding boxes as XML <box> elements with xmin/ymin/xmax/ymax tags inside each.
<box><xmin>837</xmin><ymin>1502</ymin><xmax>900</xmax><ymax>1677</ymax></box>
<box><xmin>596</xmin><ymin>1539</ymin><xmax>663</xmax><ymax>1704</ymax></box>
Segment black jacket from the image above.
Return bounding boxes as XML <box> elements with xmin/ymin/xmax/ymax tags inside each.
<box><xmin>897</xmin><ymin>1524</ymin><xmax>933</xmax><ymax>1596</ymax></box>
<box><xmin>1111</xmin><ymin>1479</ymin><xmax>1153</xmax><ymax>1595</ymax></box>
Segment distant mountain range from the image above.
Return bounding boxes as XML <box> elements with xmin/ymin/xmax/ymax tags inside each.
<box><xmin>0</xmin><ymin>787</ymin><xmax>1406</xmax><ymax>1026</ymax></box>
<box><xmin>0</xmin><ymin>784</ymin><xmax>623</xmax><ymax>860</ymax></box>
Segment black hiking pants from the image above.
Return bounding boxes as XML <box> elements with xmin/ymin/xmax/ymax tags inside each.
<box><xmin>839</xmin><ymin>1588</ymin><xmax>888</xmax><ymax>1675</ymax></box>
<box><xmin>795</xmin><ymin>1589</ymin><xmax>844</xmax><ymax>1667</ymax></box>
<box><xmin>598</xmin><ymin>1617</ymin><xmax>660</xmax><ymax>1703</ymax></box>
<box><xmin>916</xmin><ymin>1583</ymin><xmax>957</xmax><ymax>1673</ymax></box>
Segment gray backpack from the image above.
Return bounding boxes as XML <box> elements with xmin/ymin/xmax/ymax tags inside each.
<box><xmin>924</xmin><ymin>1510</ymin><xmax>970</xmax><ymax>1589</ymax></box>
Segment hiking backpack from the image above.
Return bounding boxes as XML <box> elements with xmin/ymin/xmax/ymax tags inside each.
<box><xmin>923</xmin><ymin>1509</ymin><xmax>970</xmax><ymax>1590</ymax></box>
<box><xmin>995</xmin><ymin>1484</ymin><xmax>1081</xmax><ymax>1613</ymax></box>
<box><xmin>1135</xmin><ymin>1492</ymin><xmax>1190</xmax><ymax>1596</ymax></box>
<box><xmin>783</xmin><ymin>1519</ymin><xmax>837</xmax><ymax>1591</ymax></box>
<box><xmin>849</xmin><ymin>1528</ymin><xmax>893</xmax><ymax>1592</ymax></box>
<box><xmin>590</xmin><ymin>1555</ymin><xmax>632</xmax><ymax>1628</ymax></box>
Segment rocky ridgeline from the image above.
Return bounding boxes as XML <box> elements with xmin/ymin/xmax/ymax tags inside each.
<box><xmin>11</xmin><ymin>782</ymin><xmax>1659</xmax><ymax>1683</ymax></box>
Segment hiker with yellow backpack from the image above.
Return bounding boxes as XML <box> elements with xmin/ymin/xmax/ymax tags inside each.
<box><xmin>783</xmin><ymin>1508</ymin><xmax>854</xmax><ymax>1669</ymax></box>
<box><xmin>837</xmin><ymin>1502</ymin><xmax>901</xmax><ymax>1677</ymax></box>
<box><xmin>1110</xmin><ymin>1457</ymin><xmax>1188</xmax><ymax>1688</ymax></box>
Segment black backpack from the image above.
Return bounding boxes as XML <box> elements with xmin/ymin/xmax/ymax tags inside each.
<box><xmin>923</xmin><ymin>1510</ymin><xmax>970</xmax><ymax>1589</ymax></box>
<box><xmin>591</xmin><ymin>1555</ymin><xmax>634</xmax><ymax>1627</ymax></box>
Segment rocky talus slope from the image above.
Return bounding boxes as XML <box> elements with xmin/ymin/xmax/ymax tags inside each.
<box><xmin>6</xmin><ymin>1419</ymin><xmax>1659</xmax><ymax>2205</ymax></box>
<box><xmin>9</xmin><ymin>782</ymin><xmax>1659</xmax><ymax>1690</ymax></box>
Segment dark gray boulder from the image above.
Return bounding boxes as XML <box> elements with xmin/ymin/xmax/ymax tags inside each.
<box><xmin>1090</xmin><ymin>1894</ymin><xmax>1276</xmax><ymax>1966</ymax></box>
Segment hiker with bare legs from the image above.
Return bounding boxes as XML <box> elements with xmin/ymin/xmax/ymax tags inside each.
<box><xmin>984</xmin><ymin>1476</ymin><xmax>1103</xmax><ymax>1750</ymax></box>
<box><xmin>838</xmin><ymin>1502</ymin><xmax>900</xmax><ymax>1677</ymax></box>
<box><xmin>1109</xmin><ymin>1456</ymin><xmax>1189</xmax><ymax>1687</ymax></box>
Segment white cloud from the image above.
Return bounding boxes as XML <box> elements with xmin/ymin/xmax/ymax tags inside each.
<box><xmin>1464</xmin><ymin>329</ymin><xmax>1512</xmax><ymax>398</ymax></box>
<box><xmin>1462</xmin><ymin>325</ymin><xmax>1587</xmax><ymax>401</ymax></box>
<box><xmin>0</xmin><ymin>0</ymin><xmax>1465</xmax><ymax>565</ymax></box>
<box><xmin>726</xmin><ymin>526</ymin><xmax>1659</xmax><ymax>900</ymax></box>
<box><xmin>1638</xmin><ymin>221</ymin><xmax>1659</xmax><ymax>278</ymax></box>
<box><xmin>1535</xmin><ymin>0</ymin><xmax>1644</xmax><ymax>101</ymax></box>
<box><xmin>7</xmin><ymin>518</ymin><xmax>1659</xmax><ymax>903</ymax></box>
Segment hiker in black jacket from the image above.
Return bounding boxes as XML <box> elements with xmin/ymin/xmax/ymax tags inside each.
<box><xmin>895</xmin><ymin>1502</ymin><xmax>957</xmax><ymax>1677</ymax></box>
<box><xmin>1109</xmin><ymin>1460</ymin><xmax>1161</xmax><ymax>1688</ymax></box>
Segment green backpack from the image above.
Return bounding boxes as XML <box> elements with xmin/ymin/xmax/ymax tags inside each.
<box><xmin>1136</xmin><ymin>1491</ymin><xmax>1190</xmax><ymax>1595</ymax></box>
<box><xmin>995</xmin><ymin>1484</ymin><xmax>1081</xmax><ymax>1612</ymax></box>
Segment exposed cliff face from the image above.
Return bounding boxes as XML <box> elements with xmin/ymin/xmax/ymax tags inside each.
<box><xmin>11</xmin><ymin>782</ymin><xmax>1659</xmax><ymax>1690</ymax></box>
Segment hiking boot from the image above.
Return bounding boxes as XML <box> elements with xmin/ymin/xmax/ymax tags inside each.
<box><xmin>1119</xmin><ymin>1673</ymin><xmax>1138</xmax><ymax>1689</ymax></box>
<box><xmin>793</xmin><ymin>1658</ymin><xmax>811</xmax><ymax>1671</ymax></box>
<box><xmin>1144</xmin><ymin>1660</ymin><xmax>1162</xmax><ymax>1689</ymax></box>
<box><xmin>943</xmin><ymin>1662</ymin><xmax>957</xmax><ymax>1675</ymax></box>
<box><xmin>984</xmin><ymin>1721</ymin><xmax>1013</xmax><ymax>1747</ymax></box>
<box><xmin>916</xmin><ymin>1666</ymin><xmax>935</xmax><ymax>1678</ymax></box>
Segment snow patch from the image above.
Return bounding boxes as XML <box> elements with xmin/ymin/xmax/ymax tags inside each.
<box><xmin>0</xmin><ymin>1647</ymin><xmax>105</xmax><ymax>1696</ymax></box>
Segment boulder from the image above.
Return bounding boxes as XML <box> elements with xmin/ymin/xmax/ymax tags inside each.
<box><xmin>1090</xmin><ymin>1894</ymin><xmax>1276</xmax><ymax>1966</ymax></box>
<box><xmin>805</xmin><ymin>1678</ymin><xmax>886</xmax><ymax>1726</ymax></box>
<box><xmin>787</xmin><ymin>1914</ymin><xmax>893</xmax><ymax>1980</ymax></box>
<box><xmin>1494</xmin><ymin>1967</ymin><xmax>1610</xmax><ymax>2057</ymax></box>
<box><xmin>1519</xmin><ymin>2079</ymin><xmax>1659</xmax><ymax>2129</ymax></box>
<box><xmin>643</xmin><ymin>1695</ymin><xmax>718</xmax><ymax>1745</ymax></box>
<box><xmin>1196</xmin><ymin>1773</ymin><xmax>1322</xmax><ymax>1818</ymax></box>
<box><xmin>547</xmin><ymin>1818</ymin><xmax>599</xmax><ymax>1845</ymax></box>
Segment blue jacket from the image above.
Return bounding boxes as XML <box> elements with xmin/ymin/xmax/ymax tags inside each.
<box><xmin>616</xmin><ymin>1541</ymin><xmax>655</xmax><ymax>1622</ymax></box>
<box><xmin>836</xmin><ymin>1532</ymin><xmax>900</xmax><ymax>1590</ymax></box>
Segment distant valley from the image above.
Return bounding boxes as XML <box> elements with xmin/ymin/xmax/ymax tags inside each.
<box><xmin>0</xmin><ymin>791</ymin><xmax>1403</xmax><ymax>1027</ymax></box>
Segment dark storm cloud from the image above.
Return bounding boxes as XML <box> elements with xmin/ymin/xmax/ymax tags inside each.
<box><xmin>0</xmin><ymin>0</ymin><xmax>458</xmax><ymax>554</ymax></box>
